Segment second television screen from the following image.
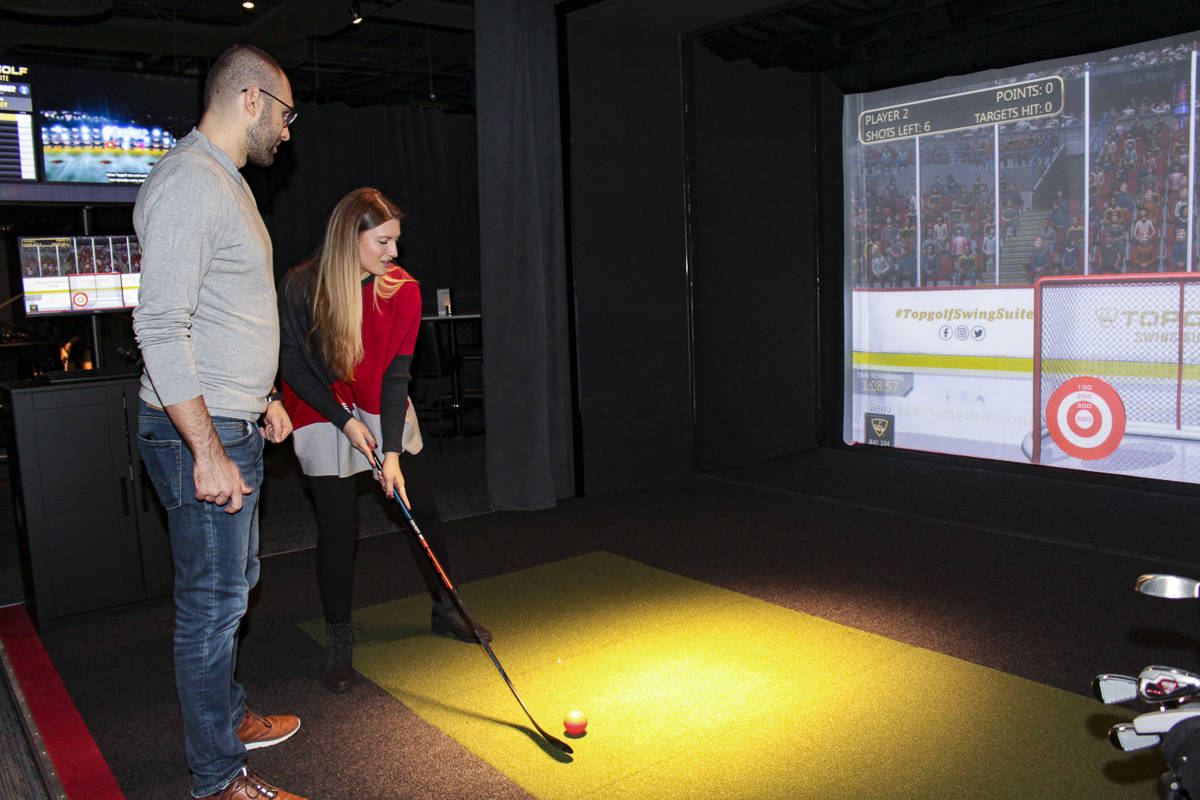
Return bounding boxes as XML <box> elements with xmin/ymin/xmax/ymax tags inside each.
<box><xmin>19</xmin><ymin>235</ymin><xmax>142</xmax><ymax>315</ymax></box>
<box><xmin>35</xmin><ymin>65</ymin><xmax>198</xmax><ymax>186</ymax></box>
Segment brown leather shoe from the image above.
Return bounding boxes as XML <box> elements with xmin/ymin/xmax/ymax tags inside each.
<box><xmin>197</xmin><ymin>768</ymin><xmax>309</xmax><ymax>799</ymax></box>
<box><xmin>235</xmin><ymin>707</ymin><xmax>300</xmax><ymax>751</ymax></box>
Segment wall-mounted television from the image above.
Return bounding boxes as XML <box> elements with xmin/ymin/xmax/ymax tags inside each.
<box><xmin>0</xmin><ymin>62</ymin><xmax>200</xmax><ymax>204</ymax></box>
<box><xmin>0</xmin><ymin>64</ymin><xmax>38</xmax><ymax>184</ymax></box>
<box><xmin>18</xmin><ymin>234</ymin><xmax>141</xmax><ymax>316</ymax></box>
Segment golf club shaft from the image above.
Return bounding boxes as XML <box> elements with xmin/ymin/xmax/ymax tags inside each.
<box><xmin>367</xmin><ymin>448</ymin><xmax>573</xmax><ymax>754</ymax></box>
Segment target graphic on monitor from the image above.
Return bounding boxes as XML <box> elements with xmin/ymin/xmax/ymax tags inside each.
<box><xmin>1045</xmin><ymin>377</ymin><xmax>1126</xmax><ymax>460</ymax></box>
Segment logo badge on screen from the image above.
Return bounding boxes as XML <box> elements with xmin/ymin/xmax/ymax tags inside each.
<box><xmin>865</xmin><ymin>413</ymin><xmax>894</xmax><ymax>447</ymax></box>
<box><xmin>1045</xmin><ymin>377</ymin><xmax>1125</xmax><ymax>460</ymax></box>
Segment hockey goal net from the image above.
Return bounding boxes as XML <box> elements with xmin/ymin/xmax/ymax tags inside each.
<box><xmin>1031</xmin><ymin>273</ymin><xmax>1200</xmax><ymax>465</ymax></box>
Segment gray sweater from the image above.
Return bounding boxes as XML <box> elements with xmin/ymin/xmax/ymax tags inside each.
<box><xmin>132</xmin><ymin>129</ymin><xmax>279</xmax><ymax>421</ymax></box>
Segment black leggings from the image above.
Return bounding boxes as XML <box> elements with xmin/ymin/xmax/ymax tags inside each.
<box><xmin>308</xmin><ymin>449</ymin><xmax>446</xmax><ymax>624</ymax></box>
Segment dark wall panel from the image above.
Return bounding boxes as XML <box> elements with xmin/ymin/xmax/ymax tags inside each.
<box><xmin>248</xmin><ymin>102</ymin><xmax>481</xmax><ymax>313</ymax></box>
<box><xmin>688</xmin><ymin>40</ymin><xmax>818</xmax><ymax>470</ymax></box>
<box><xmin>565</xmin><ymin>19</ymin><xmax>692</xmax><ymax>493</ymax></box>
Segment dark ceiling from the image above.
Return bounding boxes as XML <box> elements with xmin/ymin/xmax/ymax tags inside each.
<box><xmin>697</xmin><ymin>0</ymin><xmax>1200</xmax><ymax>92</ymax></box>
<box><xmin>0</xmin><ymin>0</ymin><xmax>476</xmax><ymax>109</ymax></box>
<box><xmin>8</xmin><ymin>1</ymin><xmax>1200</xmax><ymax>115</ymax></box>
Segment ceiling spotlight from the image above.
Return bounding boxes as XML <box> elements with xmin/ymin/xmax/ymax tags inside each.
<box><xmin>242</xmin><ymin>1</ymin><xmax>255</xmax><ymax>8</ymax></box>
<box><xmin>349</xmin><ymin>2</ymin><xmax>363</xmax><ymax>24</ymax></box>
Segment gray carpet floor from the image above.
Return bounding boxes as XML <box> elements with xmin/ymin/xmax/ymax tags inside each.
<box><xmin>32</xmin><ymin>458</ymin><xmax>1200</xmax><ymax>799</ymax></box>
<box><xmin>0</xmin><ymin>428</ymin><xmax>486</xmax><ymax>800</ymax></box>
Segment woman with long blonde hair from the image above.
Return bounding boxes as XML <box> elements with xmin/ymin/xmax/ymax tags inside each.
<box><xmin>278</xmin><ymin>187</ymin><xmax>485</xmax><ymax>692</ymax></box>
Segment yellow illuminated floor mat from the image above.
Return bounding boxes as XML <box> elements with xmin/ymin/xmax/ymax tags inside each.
<box><xmin>300</xmin><ymin>551</ymin><xmax>1148</xmax><ymax>799</ymax></box>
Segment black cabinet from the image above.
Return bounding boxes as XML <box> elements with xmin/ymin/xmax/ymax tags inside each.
<box><xmin>3</xmin><ymin>375</ymin><xmax>170</xmax><ymax>625</ymax></box>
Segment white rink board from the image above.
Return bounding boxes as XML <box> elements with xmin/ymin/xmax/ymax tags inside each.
<box><xmin>851</xmin><ymin>370</ymin><xmax>1032</xmax><ymax>458</ymax></box>
<box><xmin>847</xmin><ymin>285</ymin><xmax>1199</xmax><ymax>480</ymax></box>
<box><xmin>851</xmin><ymin>286</ymin><xmax>1033</xmax><ymax>357</ymax></box>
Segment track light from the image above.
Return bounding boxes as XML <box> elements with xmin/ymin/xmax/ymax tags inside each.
<box><xmin>349</xmin><ymin>2</ymin><xmax>363</xmax><ymax>24</ymax></box>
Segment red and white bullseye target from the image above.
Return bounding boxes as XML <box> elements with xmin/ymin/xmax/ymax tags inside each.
<box><xmin>71</xmin><ymin>291</ymin><xmax>89</xmax><ymax>308</ymax></box>
<box><xmin>1045</xmin><ymin>376</ymin><xmax>1125</xmax><ymax>460</ymax></box>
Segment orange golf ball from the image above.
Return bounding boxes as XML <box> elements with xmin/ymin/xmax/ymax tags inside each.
<box><xmin>564</xmin><ymin>709</ymin><xmax>587</xmax><ymax>735</ymax></box>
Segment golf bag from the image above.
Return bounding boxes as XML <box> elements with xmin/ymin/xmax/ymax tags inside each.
<box><xmin>1091</xmin><ymin>574</ymin><xmax>1200</xmax><ymax>800</ymax></box>
<box><xmin>1162</xmin><ymin>718</ymin><xmax>1200</xmax><ymax>800</ymax></box>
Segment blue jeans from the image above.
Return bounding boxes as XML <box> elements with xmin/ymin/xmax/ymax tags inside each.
<box><xmin>137</xmin><ymin>401</ymin><xmax>263</xmax><ymax>797</ymax></box>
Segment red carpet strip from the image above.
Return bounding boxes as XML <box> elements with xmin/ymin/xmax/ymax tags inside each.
<box><xmin>0</xmin><ymin>605</ymin><xmax>123</xmax><ymax>799</ymax></box>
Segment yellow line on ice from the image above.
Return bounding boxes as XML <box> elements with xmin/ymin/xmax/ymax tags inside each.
<box><xmin>852</xmin><ymin>352</ymin><xmax>1032</xmax><ymax>372</ymax></box>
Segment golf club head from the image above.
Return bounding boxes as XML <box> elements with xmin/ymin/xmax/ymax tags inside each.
<box><xmin>1132</xmin><ymin>707</ymin><xmax>1200</xmax><ymax>736</ymax></box>
<box><xmin>1093</xmin><ymin>673</ymin><xmax>1139</xmax><ymax>705</ymax></box>
<box><xmin>1136</xmin><ymin>574</ymin><xmax>1200</xmax><ymax>599</ymax></box>
<box><xmin>1110</xmin><ymin>723</ymin><xmax>1161</xmax><ymax>751</ymax></box>
<box><xmin>1140</xmin><ymin>666</ymin><xmax>1200</xmax><ymax>705</ymax></box>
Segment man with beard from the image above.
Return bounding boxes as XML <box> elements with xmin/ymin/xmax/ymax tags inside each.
<box><xmin>132</xmin><ymin>44</ymin><xmax>307</xmax><ymax>800</ymax></box>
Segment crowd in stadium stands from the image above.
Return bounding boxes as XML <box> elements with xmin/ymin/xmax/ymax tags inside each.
<box><xmin>852</xmin><ymin>133</ymin><xmax>1035</xmax><ymax>288</ymax></box>
<box><xmin>19</xmin><ymin>237</ymin><xmax>142</xmax><ymax>278</ymax></box>
<box><xmin>851</xmin><ymin>89</ymin><xmax>1198</xmax><ymax>287</ymax></box>
<box><xmin>849</xmin><ymin>36</ymin><xmax>1200</xmax><ymax>289</ymax></box>
<box><xmin>1025</xmin><ymin>94</ymin><xmax>1193</xmax><ymax>280</ymax></box>
<box><xmin>1083</xmin><ymin>94</ymin><xmax>1195</xmax><ymax>276</ymax></box>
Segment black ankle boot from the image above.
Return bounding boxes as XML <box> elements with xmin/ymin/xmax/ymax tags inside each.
<box><xmin>431</xmin><ymin>594</ymin><xmax>492</xmax><ymax>643</ymax></box>
<box><xmin>323</xmin><ymin>621</ymin><xmax>355</xmax><ymax>693</ymax></box>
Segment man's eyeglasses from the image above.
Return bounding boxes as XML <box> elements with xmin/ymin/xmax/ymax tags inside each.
<box><xmin>242</xmin><ymin>86</ymin><xmax>297</xmax><ymax>126</ymax></box>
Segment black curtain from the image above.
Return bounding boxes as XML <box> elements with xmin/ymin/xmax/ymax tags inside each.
<box><xmin>245</xmin><ymin>101</ymin><xmax>481</xmax><ymax>312</ymax></box>
<box><xmin>475</xmin><ymin>0</ymin><xmax>576</xmax><ymax>508</ymax></box>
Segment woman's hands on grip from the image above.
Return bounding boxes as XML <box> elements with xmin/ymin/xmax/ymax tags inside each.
<box><xmin>341</xmin><ymin>418</ymin><xmax>409</xmax><ymax>508</ymax></box>
<box><xmin>378</xmin><ymin>451</ymin><xmax>409</xmax><ymax>509</ymax></box>
<box><xmin>342</xmin><ymin>417</ymin><xmax>376</xmax><ymax>457</ymax></box>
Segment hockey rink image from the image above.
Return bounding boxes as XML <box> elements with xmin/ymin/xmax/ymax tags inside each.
<box><xmin>844</xmin><ymin>31</ymin><xmax>1200</xmax><ymax>486</ymax></box>
<box><xmin>849</xmin><ymin>285</ymin><xmax>1037</xmax><ymax>463</ymax></box>
<box><xmin>848</xmin><ymin>279</ymin><xmax>1200</xmax><ymax>484</ymax></box>
<box><xmin>42</xmin><ymin>147</ymin><xmax>162</xmax><ymax>184</ymax></box>
<box><xmin>17</xmin><ymin>235</ymin><xmax>142</xmax><ymax>314</ymax></box>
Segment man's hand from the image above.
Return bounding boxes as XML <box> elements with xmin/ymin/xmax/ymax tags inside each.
<box><xmin>194</xmin><ymin>440</ymin><xmax>254</xmax><ymax>513</ymax></box>
<box><xmin>261</xmin><ymin>400</ymin><xmax>293</xmax><ymax>443</ymax></box>
<box><xmin>165</xmin><ymin>396</ymin><xmax>254</xmax><ymax>514</ymax></box>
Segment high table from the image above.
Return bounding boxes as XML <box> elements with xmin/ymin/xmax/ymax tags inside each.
<box><xmin>416</xmin><ymin>313</ymin><xmax>483</xmax><ymax>438</ymax></box>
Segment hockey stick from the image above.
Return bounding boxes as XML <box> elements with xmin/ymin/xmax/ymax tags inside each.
<box><xmin>365</xmin><ymin>447</ymin><xmax>573</xmax><ymax>754</ymax></box>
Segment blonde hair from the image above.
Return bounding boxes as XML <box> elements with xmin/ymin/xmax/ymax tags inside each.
<box><xmin>310</xmin><ymin>187</ymin><xmax>411</xmax><ymax>381</ymax></box>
